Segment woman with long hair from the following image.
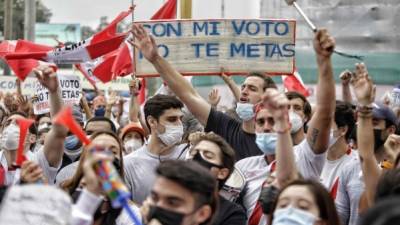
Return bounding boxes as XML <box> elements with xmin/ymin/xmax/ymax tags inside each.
<box><xmin>268</xmin><ymin>179</ymin><xmax>340</xmax><ymax>225</ymax></box>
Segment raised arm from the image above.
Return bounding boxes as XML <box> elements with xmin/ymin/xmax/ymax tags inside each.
<box><xmin>263</xmin><ymin>89</ymin><xmax>298</xmax><ymax>187</ymax></box>
<box><xmin>129</xmin><ymin>79</ymin><xmax>141</xmax><ymax>123</ymax></box>
<box><xmin>340</xmin><ymin>70</ymin><xmax>353</xmax><ymax>104</ymax></box>
<box><xmin>80</xmin><ymin>94</ymin><xmax>93</xmax><ymax>120</ymax></box>
<box><xmin>306</xmin><ymin>29</ymin><xmax>336</xmax><ymax>154</ymax></box>
<box><xmin>220</xmin><ymin>68</ymin><xmax>241</xmax><ymax>102</ymax></box>
<box><xmin>130</xmin><ymin>24</ymin><xmax>211</xmax><ymax>125</ymax></box>
<box><xmin>105</xmin><ymin>90</ymin><xmax>117</xmax><ymax>119</ymax></box>
<box><xmin>351</xmin><ymin>63</ymin><xmax>380</xmax><ymax>207</ymax></box>
<box><xmin>34</xmin><ymin>66</ymin><xmax>67</xmax><ymax>168</ymax></box>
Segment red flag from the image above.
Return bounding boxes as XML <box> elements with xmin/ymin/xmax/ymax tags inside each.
<box><xmin>5</xmin><ymin>40</ymin><xmax>53</xmax><ymax>80</ymax></box>
<box><xmin>111</xmin><ymin>42</ymin><xmax>133</xmax><ymax>79</ymax></box>
<box><xmin>151</xmin><ymin>0</ymin><xmax>177</xmax><ymax>19</ymax></box>
<box><xmin>93</xmin><ymin>52</ymin><xmax>118</xmax><ymax>83</ymax></box>
<box><xmin>15</xmin><ymin>118</ymin><xmax>35</xmax><ymax>166</ymax></box>
<box><xmin>75</xmin><ymin>7</ymin><xmax>134</xmax><ymax>83</ymax></box>
<box><xmin>0</xmin><ymin>40</ymin><xmax>16</xmax><ymax>58</ymax></box>
<box><xmin>91</xmin><ymin>7</ymin><xmax>134</xmax><ymax>44</ymax></box>
<box><xmin>5</xmin><ymin>7</ymin><xmax>134</xmax><ymax>64</ymax></box>
<box><xmin>282</xmin><ymin>68</ymin><xmax>310</xmax><ymax>97</ymax></box>
<box><xmin>53</xmin><ymin>106</ymin><xmax>91</xmax><ymax>146</ymax></box>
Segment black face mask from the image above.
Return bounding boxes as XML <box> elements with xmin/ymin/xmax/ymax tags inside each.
<box><xmin>258</xmin><ymin>185</ymin><xmax>279</xmax><ymax>215</ymax></box>
<box><xmin>147</xmin><ymin>205</ymin><xmax>185</xmax><ymax>225</ymax></box>
<box><xmin>192</xmin><ymin>152</ymin><xmax>223</xmax><ymax>170</ymax></box>
<box><xmin>192</xmin><ymin>152</ymin><xmax>226</xmax><ymax>189</ymax></box>
<box><xmin>373</xmin><ymin>129</ymin><xmax>386</xmax><ymax>152</ymax></box>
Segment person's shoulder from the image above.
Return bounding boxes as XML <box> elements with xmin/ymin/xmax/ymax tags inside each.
<box><xmin>236</xmin><ymin>155</ymin><xmax>266</xmax><ymax>169</ymax></box>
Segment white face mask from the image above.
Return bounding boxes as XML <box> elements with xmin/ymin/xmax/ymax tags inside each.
<box><xmin>272</xmin><ymin>206</ymin><xmax>318</xmax><ymax>225</ymax></box>
<box><xmin>328</xmin><ymin>129</ymin><xmax>339</xmax><ymax>148</ymax></box>
<box><xmin>124</xmin><ymin>139</ymin><xmax>143</xmax><ymax>154</ymax></box>
<box><xmin>158</xmin><ymin>124</ymin><xmax>184</xmax><ymax>146</ymax></box>
<box><xmin>289</xmin><ymin>111</ymin><xmax>303</xmax><ymax>134</ymax></box>
<box><xmin>236</xmin><ymin>102</ymin><xmax>255</xmax><ymax>121</ymax></box>
<box><xmin>1</xmin><ymin>123</ymin><xmax>20</xmax><ymax>151</ymax></box>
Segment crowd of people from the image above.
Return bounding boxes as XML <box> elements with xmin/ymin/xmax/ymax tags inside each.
<box><xmin>0</xmin><ymin>24</ymin><xmax>399</xmax><ymax>225</ymax></box>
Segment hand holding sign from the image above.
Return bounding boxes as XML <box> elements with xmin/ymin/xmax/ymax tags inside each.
<box><xmin>129</xmin><ymin>24</ymin><xmax>160</xmax><ymax>63</ymax></box>
<box><xmin>33</xmin><ymin>66</ymin><xmax>59</xmax><ymax>93</ymax></box>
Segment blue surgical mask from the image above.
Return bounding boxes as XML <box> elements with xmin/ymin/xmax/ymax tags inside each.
<box><xmin>236</xmin><ymin>103</ymin><xmax>255</xmax><ymax>121</ymax></box>
<box><xmin>255</xmin><ymin>132</ymin><xmax>277</xmax><ymax>155</ymax></box>
<box><xmin>272</xmin><ymin>206</ymin><xmax>318</xmax><ymax>225</ymax></box>
<box><xmin>94</xmin><ymin>106</ymin><xmax>106</xmax><ymax>117</ymax></box>
<box><xmin>64</xmin><ymin>135</ymin><xmax>82</xmax><ymax>151</ymax></box>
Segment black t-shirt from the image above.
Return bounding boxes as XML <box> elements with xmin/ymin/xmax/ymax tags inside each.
<box><xmin>213</xmin><ymin>196</ymin><xmax>247</xmax><ymax>225</ymax></box>
<box><xmin>205</xmin><ymin>108</ymin><xmax>263</xmax><ymax>161</ymax></box>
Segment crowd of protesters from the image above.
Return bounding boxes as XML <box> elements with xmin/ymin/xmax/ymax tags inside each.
<box><xmin>0</xmin><ymin>24</ymin><xmax>399</xmax><ymax>225</ymax></box>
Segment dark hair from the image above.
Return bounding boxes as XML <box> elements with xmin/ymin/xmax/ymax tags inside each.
<box><xmin>144</xmin><ymin>94</ymin><xmax>184</xmax><ymax>130</ymax></box>
<box><xmin>192</xmin><ymin>132</ymin><xmax>236</xmax><ymax>183</ymax></box>
<box><xmin>247</xmin><ymin>72</ymin><xmax>277</xmax><ymax>90</ymax></box>
<box><xmin>375</xmin><ymin>168</ymin><xmax>400</xmax><ymax>202</ymax></box>
<box><xmin>335</xmin><ymin>100</ymin><xmax>356</xmax><ymax>142</ymax></box>
<box><xmin>85</xmin><ymin>116</ymin><xmax>117</xmax><ymax>133</ymax></box>
<box><xmin>268</xmin><ymin>179</ymin><xmax>340</xmax><ymax>225</ymax></box>
<box><xmin>156</xmin><ymin>160</ymin><xmax>218</xmax><ymax>225</ymax></box>
<box><xmin>358</xmin><ymin>197</ymin><xmax>400</xmax><ymax>225</ymax></box>
<box><xmin>285</xmin><ymin>91</ymin><xmax>312</xmax><ymax>123</ymax></box>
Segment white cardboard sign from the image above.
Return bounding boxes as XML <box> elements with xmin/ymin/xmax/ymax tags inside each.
<box><xmin>135</xmin><ymin>19</ymin><xmax>296</xmax><ymax>76</ymax></box>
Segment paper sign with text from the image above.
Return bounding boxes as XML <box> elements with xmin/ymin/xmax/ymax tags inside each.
<box><xmin>33</xmin><ymin>74</ymin><xmax>82</xmax><ymax>115</ymax></box>
<box><xmin>134</xmin><ymin>19</ymin><xmax>296</xmax><ymax>76</ymax></box>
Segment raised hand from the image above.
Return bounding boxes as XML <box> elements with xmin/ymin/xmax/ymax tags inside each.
<box><xmin>350</xmin><ymin>63</ymin><xmax>375</xmax><ymax>106</ymax></box>
<box><xmin>33</xmin><ymin>66</ymin><xmax>59</xmax><ymax>93</ymax></box>
<box><xmin>107</xmin><ymin>90</ymin><xmax>118</xmax><ymax>107</ymax></box>
<box><xmin>208</xmin><ymin>88</ymin><xmax>221</xmax><ymax>107</ymax></box>
<box><xmin>262</xmin><ymin>89</ymin><xmax>290</xmax><ymax>122</ymax></box>
<box><xmin>129</xmin><ymin>24</ymin><xmax>160</xmax><ymax>63</ymax></box>
<box><xmin>340</xmin><ymin>70</ymin><xmax>353</xmax><ymax>86</ymax></box>
<box><xmin>384</xmin><ymin>134</ymin><xmax>400</xmax><ymax>162</ymax></box>
<box><xmin>16</xmin><ymin>95</ymin><xmax>32</xmax><ymax>112</ymax></box>
<box><xmin>313</xmin><ymin>29</ymin><xmax>335</xmax><ymax>59</ymax></box>
<box><xmin>129</xmin><ymin>78</ymin><xmax>141</xmax><ymax>96</ymax></box>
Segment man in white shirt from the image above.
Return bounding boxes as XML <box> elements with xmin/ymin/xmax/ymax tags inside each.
<box><xmin>124</xmin><ymin>94</ymin><xmax>188</xmax><ymax>205</ymax></box>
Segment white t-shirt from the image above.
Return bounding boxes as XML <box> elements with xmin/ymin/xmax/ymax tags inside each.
<box><xmin>335</xmin><ymin>156</ymin><xmax>365</xmax><ymax>225</ymax></box>
<box><xmin>320</xmin><ymin>149</ymin><xmax>358</xmax><ymax>197</ymax></box>
<box><xmin>234</xmin><ymin>139</ymin><xmax>326</xmax><ymax>224</ymax></box>
<box><xmin>123</xmin><ymin>143</ymin><xmax>189</xmax><ymax>205</ymax></box>
<box><xmin>0</xmin><ymin>147</ymin><xmax>60</xmax><ymax>185</ymax></box>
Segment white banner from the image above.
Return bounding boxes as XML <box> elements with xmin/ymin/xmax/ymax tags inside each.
<box><xmin>0</xmin><ymin>73</ymin><xmax>131</xmax><ymax>96</ymax></box>
<box><xmin>33</xmin><ymin>74</ymin><xmax>82</xmax><ymax>115</ymax></box>
<box><xmin>135</xmin><ymin>19</ymin><xmax>296</xmax><ymax>76</ymax></box>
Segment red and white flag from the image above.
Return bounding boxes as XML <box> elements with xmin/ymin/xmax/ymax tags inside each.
<box><xmin>1</xmin><ymin>40</ymin><xmax>56</xmax><ymax>81</ymax></box>
<box><xmin>5</xmin><ymin>8</ymin><xmax>133</xmax><ymax>65</ymax></box>
<box><xmin>282</xmin><ymin>68</ymin><xmax>310</xmax><ymax>97</ymax></box>
<box><xmin>151</xmin><ymin>0</ymin><xmax>177</xmax><ymax>20</ymax></box>
<box><xmin>75</xmin><ymin>7</ymin><xmax>134</xmax><ymax>83</ymax></box>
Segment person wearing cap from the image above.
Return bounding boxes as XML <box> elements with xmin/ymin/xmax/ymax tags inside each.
<box><xmin>120</xmin><ymin>122</ymin><xmax>145</xmax><ymax>155</ymax></box>
<box><xmin>335</xmin><ymin>64</ymin><xmax>399</xmax><ymax>225</ymax></box>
